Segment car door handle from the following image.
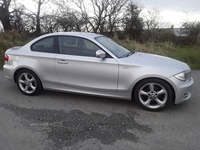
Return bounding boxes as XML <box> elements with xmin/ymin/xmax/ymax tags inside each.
<box><xmin>57</xmin><ymin>60</ymin><xmax>69</xmax><ymax>64</ymax></box>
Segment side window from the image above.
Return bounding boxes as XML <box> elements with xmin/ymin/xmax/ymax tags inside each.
<box><xmin>31</xmin><ymin>37</ymin><xmax>55</xmax><ymax>53</ymax></box>
<box><xmin>58</xmin><ymin>36</ymin><xmax>101</xmax><ymax>57</ymax></box>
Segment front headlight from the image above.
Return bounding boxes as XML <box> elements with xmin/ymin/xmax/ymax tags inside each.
<box><xmin>174</xmin><ymin>70</ymin><xmax>191</xmax><ymax>82</ymax></box>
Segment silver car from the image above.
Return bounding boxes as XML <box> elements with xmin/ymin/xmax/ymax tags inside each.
<box><xmin>3</xmin><ymin>32</ymin><xmax>194</xmax><ymax>111</ymax></box>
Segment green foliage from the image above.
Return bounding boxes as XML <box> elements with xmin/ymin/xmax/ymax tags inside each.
<box><xmin>159</xmin><ymin>32</ymin><xmax>176</xmax><ymax>43</ymax></box>
<box><xmin>181</xmin><ymin>21</ymin><xmax>200</xmax><ymax>45</ymax></box>
<box><xmin>122</xmin><ymin>1</ymin><xmax>144</xmax><ymax>40</ymax></box>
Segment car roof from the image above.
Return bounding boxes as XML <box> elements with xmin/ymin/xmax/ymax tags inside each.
<box><xmin>41</xmin><ymin>32</ymin><xmax>101</xmax><ymax>40</ymax></box>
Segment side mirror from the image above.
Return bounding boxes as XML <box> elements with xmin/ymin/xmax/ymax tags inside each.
<box><xmin>96</xmin><ymin>50</ymin><xmax>106</xmax><ymax>59</ymax></box>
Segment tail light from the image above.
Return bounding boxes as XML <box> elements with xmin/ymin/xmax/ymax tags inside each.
<box><xmin>5</xmin><ymin>54</ymin><xmax>9</xmax><ymax>62</ymax></box>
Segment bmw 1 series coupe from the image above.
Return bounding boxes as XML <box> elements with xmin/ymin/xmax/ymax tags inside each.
<box><xmin>3</xmin><ymin>32</ymin><xmax>194</xmax><ymax>111</ymax></box>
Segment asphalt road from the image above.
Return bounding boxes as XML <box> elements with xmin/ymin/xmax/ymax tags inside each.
<box><xmin>0</xmin><ymin>70</ymin><xmax>200</xmax><ymax>150</ymax></box>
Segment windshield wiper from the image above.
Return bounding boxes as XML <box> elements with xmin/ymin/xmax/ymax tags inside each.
<box><xmin>126</xmin><ymin>51</ymin><xmax>134</xmax><ymax>57</ymax></box>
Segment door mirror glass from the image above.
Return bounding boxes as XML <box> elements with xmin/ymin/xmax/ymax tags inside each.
<box><xmin>96</xmin><ymin>50</ymin><xmax>106</xmax><ymax>58</ymax></box>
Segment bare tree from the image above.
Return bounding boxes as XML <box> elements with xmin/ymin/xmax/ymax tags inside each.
<box><xmin>41</xmin><ymin>13</ymin><xmax>57</xmax><ymax>33</ymax></box>
<box><xmin>53</xmin><ymin>1</ymin><xmax>86</xmax><ymax>32</ymax></box>
<box><xmin>143</xmin><ymin>8</ymin><xmax>170</xmax><ymax>31</ymax></box>
<box><xmin>84</xmin><ymin>0</ymin><xmax>110</xmax><ymax>33</ymax></box>
<box><xmin>32</xmin><ymin>0</ymin><xmax>47</xmax><ymax>34</ymax></box>
<box><xmin>73</xmin><ymin>0</ymin><xmax>127</xmax><ymax>35</ymax></box>
<box><xmin>56</xmin><ymin>11</ymin><xmax>82</xmax><ymax>31</ymax></box>
<box><xmin>20</xmin><ymin>0</ymin><xmax>53</xmax><ymax>34</ymax></box>
<box><xmin>106</xmin><ymin>0</ymin><xmax>127</xmax><ymax>36</ymax></box>
<box><xmin>0</xmin><ymin>0</ymin><xmax>39</xmax><ymax>33</ymax></box>
<box><xmin>0</xmin><ymin>0</ymin><xmax>12</xmax><ymax>31</ymax></box>
<box><xmin>143</xmin><ymin>8</ymin><xmax>169</xmax><ymax>42</ymax></box>
<box><xmin>144</xmin><ymin>9</ymin><xmax>161</xmax><ymax>31</ymax></box>
<box><xmin>10</xmin><ymin>2</ymin><xmax>28</xmax><ymax>33</ymax></box>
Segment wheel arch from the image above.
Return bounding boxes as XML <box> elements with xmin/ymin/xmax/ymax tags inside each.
<box><xmin>132</xmin><ymin>77</ymin><xmax>176</xmax><ymax>103</ymax></box>
<box><xmin>14</xmin><ymin>68</ymin><xmax>43</xmax><ymax>89</ymax></box>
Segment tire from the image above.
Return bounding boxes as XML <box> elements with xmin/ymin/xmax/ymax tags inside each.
<box><xmin>134</xmin><ymin>78</ymin><xmax>172</xmax><ymax>111</ymax></box>
<box><xmin>16</xmin><ymin>69</ymin><xmax>43</xmax><ymax>96</ymax></box>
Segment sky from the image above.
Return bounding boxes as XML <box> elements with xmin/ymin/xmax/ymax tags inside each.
<box><xmin>1</xmin><ymin>0</ymin><xmax>200</xmax><ymax>30</ymax></box>
<box><xmin>141</xmin><ymin>0</ymin><xmax>200</xmax><ymax>27</ymax></box>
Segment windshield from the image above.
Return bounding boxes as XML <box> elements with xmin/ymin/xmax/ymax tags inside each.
<box><xmin>95</xmin><ymin>36</ymin><xmax>130</xmax><ymax>58</ymax></box>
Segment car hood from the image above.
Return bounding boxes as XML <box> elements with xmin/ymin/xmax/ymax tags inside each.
<box><xmin>120</xmin><ymin>52</ymin><xmax>190</xmax><ymax>75</ymax></box>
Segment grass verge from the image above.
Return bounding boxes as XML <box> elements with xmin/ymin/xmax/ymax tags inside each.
<box><xmin>117</xmin><ymin>40</ymin><xmax>200</xmax><ymax>69</ymax></box>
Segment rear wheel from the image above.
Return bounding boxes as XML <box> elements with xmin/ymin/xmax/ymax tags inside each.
<box><xmin>16</xmin><ymin>69</ymin><xmax>42</xmax><ymax>96</ymax></box>
<box><xmin>134</xmin><ymin>79</ymin><xmax>172</xmax><ymax>111</ymax></box>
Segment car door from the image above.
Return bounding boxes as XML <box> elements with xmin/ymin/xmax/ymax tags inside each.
<box><xmin>55</xmin><ymin>36</ymin><xmax>118</xmax><ymax>92</ymax></box>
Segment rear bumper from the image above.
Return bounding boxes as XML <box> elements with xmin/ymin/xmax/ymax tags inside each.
<box><xmin>3</xmin><ymin>64</ymin><xmax>15</xmax><ymax>83</ymax></box>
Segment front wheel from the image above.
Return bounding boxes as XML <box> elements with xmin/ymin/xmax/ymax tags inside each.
<box><xmin>16</xmin><ymin>69</ymin><xmax>42</xmax><ymax>96</ymax></box>
<box><xmin>134</xmin><ymin>79</ymin><xmax>173</xmax><ymax>111</ymax></box>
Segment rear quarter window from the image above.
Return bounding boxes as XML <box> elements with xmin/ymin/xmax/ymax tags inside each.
<box><xmin>31</xmin><ymin>37</ymin><xmax>56</xmax><ymax>53</ymax></box>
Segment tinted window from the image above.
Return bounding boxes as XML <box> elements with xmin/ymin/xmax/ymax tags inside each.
<box><xmin>58</xmin><ymin>36</ymin><xmax>100</xmax><ymax>57</ymax></box>
<box><xmin>31</xmin><ymin>37</ymin><xmax>55</xmax><ymax>53</ymax></box>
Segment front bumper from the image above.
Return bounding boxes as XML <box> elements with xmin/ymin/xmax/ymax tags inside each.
<box><xmin>169</xmin><ymin>76</ymin><xmax>194</xmax><ymax>104</ymax></box>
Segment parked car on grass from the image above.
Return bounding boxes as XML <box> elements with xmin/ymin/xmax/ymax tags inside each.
<box><xmin>3</xmin><ymin>32</ymin><xmax>194</xmax><ymax>111</ymax></box>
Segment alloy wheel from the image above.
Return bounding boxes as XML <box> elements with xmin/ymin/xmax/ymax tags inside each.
<box><xmin>138</xmin><ymin>83</ymin><xmax>168</xmax><ymax>109</ymax></box>
<box><xmin>18</xmin><ymin>73</ymin><xmax>37</xmax><ymax>94</ymax></box>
